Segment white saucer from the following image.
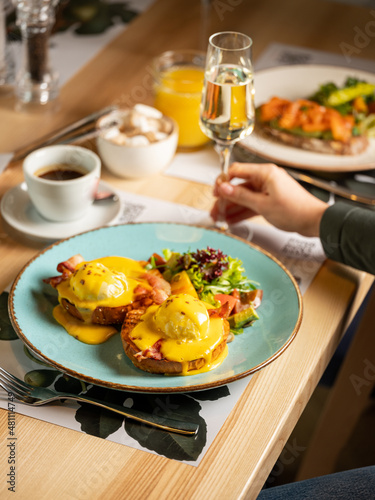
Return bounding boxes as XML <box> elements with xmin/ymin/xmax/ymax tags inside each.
<box><xmin>1</xmin><ymin>181</ymin><xmax>122</xmax><ymax>243</ymax></box>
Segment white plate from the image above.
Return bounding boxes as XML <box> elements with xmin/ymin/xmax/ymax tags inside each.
<box><xmin>1</xmin><ymin>180</ymin><xmax>122</xmax><ymax>242</ymax></box>
<box><xmin>241</xmin><ymin>64</ymin><xmax>375</xmax><ymax>172</ymax></box>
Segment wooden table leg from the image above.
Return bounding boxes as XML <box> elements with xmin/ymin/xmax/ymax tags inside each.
<box><xmin>296</xmin><ymin>283</ymin><xmax>375</xmax><ymax>480</ymax></box>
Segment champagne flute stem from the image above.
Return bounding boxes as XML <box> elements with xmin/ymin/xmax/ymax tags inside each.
<box><xmin>215</xmin><ymin>143</ymin><xmax>233</xmax><ymax>231</ymax></box>
<box><xmin>219</xmin><ymin>144</ymin><xmax>232</xmax><ymax>180</ymax></box>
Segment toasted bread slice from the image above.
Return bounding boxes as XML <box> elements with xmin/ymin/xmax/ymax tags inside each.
<box><xmin>121</xmin><ymin>308</ymin><xmax>230</xmax><ymax>375</ymax></box>
<box><xmin>60</xmin><ymin>297</ymin><xmax>155</xmax><ymax>325</ymax></box>
<box><xmin>260</xmin><ymin>124</ymin><xmax>369</xmax><ymax>155</ymax></box>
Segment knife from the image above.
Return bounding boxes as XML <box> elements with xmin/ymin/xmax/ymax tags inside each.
<box><xmin>284</xmin><ymin>168</ymin><xmax>375</xmax><ymax>207</ymax></box>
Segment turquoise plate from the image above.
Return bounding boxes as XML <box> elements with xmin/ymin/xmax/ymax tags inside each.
<box><xmin>9</xmin><ymin>223</ymin><xmax>302</xmax><ymax>393</ymax></box>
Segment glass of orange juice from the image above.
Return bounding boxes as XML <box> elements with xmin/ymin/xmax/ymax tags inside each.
<box><xmin>153</xmin><ymin>50</ymin><xmax>210</xmax><ymax>150</ymax></box>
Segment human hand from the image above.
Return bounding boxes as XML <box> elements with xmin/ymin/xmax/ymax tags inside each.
<box><xmin>211</xmin><ymin>163</ymin><xmax>328</xmax><ymax>237</ymax></box>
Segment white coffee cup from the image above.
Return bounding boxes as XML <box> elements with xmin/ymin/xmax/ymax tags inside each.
<box><xmin>23</xmin><ymin>145</ymin><xmax>101</xmax><ymax>222</ymax></box>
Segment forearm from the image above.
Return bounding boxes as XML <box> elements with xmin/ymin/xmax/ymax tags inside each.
<box><xmin>320</xmin><ymin>203</ymin><xmax>375</xmax><ymax>275</ymax></box>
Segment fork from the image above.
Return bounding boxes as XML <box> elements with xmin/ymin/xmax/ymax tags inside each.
<box><xmin>0</xmin><ymin>367</ymin><xmax>198</xmax><ymax>436</ymax></box>
<box><xmin>0</xmin><ymin>105</ymin><xmax>118</xmax><ymax>173</ymax></box>
<box><xmin>11</xmin><ymin>106</ymin><xmax>117</xmax><ymax>163</ymax></box>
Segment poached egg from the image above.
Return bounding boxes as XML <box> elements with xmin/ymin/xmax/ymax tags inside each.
<box><xmin>53</xmin><ymin>256</ymin><xmax>148</xmax><ymax>344</ymax></box>
<box><xmin>128</xmin><ymin>293</ymin><xmax>228</xmax><ymax>375</ymax></box>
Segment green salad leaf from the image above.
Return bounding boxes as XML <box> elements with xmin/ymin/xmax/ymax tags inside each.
<box><xmin>149</xmin><ymin>246</ymin><xmax>259</xmax><ymax>306</ymax></box>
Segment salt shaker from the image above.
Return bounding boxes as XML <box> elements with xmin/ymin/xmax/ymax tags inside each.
<box><xmin>14</xmin><ymin>0</ymin><xmax>59</xmax><ymax>105</ymax></box>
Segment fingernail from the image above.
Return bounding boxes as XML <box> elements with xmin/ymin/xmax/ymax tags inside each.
<box><xmin>220</xmin><ymin>183</ymin><xmax>234</xmax><ymax>195</ymax></box>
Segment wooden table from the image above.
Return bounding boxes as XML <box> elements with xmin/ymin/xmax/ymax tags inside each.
<box><xmin>0</xmin><ymin>1</ymin><xmax>374</xmax><ymax>498</ymax></box>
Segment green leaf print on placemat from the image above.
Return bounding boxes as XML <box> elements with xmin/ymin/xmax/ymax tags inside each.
<box><xmin>1</xmin><ymin>289</ymin><xmax>234</xmax><ymax>462</ymax></box>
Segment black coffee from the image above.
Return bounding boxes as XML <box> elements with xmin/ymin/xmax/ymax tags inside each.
<box><xmin>35</xmin><ymin>163</ymin><xmax>86</xmax><ymax>181</ymax></box>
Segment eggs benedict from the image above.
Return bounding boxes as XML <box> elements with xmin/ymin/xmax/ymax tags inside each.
<box><xmin>121</xmin><ymin>293</ymin><xmax>230</xmax><ymax>375</ymax></box>
<box><xmin>44</xmin><ymin>254</ymin><xmax>171</xmax><ymax>344</ymax></box>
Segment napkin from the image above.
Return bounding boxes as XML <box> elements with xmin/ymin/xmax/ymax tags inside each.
<box><xmin>164</xmin><ymin>146</ymin><xmax>220</xmax><ymax>185</ymax></box>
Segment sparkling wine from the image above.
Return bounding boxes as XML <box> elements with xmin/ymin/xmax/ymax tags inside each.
<box><xmin>200</xmin><ymin>64</ymin><xmax>254</xmax><ymax>145</ymax></box>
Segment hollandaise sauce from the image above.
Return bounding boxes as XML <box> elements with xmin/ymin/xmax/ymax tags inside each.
<box><xmin>53</xmin><ymin>305</ymin><xmax>118</xmax><ymax>344</ymax></box>
<box><xmin>186</xmin><ymin>344</ymin><xmax>228</xmax><ymax>376</ymax></box>
<box><xmin>130</xmin><ymin>294</ymin><xmax>228</xmax><ymax>375</ymax></box>
<box><xmin>55</xmin><ymin>256</ymin><xmax>148</xmax><ymax>344</ymax></box>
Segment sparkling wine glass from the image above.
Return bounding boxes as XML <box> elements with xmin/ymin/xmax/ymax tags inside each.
<box><xmin>200</xmin><ymin>31</ymin><xmax>255</xmax><ymax>230</ymax></box>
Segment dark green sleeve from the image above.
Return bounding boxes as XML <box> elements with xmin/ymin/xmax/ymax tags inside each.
<box><xmin>320</xmin><ymin>202</ymin><xmax>375</xmax><ymax>275</ymax></box>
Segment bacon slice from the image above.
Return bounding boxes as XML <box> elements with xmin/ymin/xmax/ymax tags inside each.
<box><xmin>133</xmin><ymin>284</ymin><xmax>151</xmax><ymax>299</ymax></box>
<box><xmin>57</xmin><ymin>254</ymin><xmax>85</xmax><ymax>273</ymax></box>
<box><xmin>144</xmin><ymin>269</ymin><xmax>171</xmax><ymax>304</ymax></box>
<box><xmin>134</xmin><ymin>339</ymin><xmax>164</xmax><ymax>361</ymax></box>
<box><xmin>43</xmin><ymin>254</ymin><xmax>85</xmax><ymax>288</ymax></box>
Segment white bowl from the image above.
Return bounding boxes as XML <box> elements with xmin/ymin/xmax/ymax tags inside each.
<box><xmin>96</xmin><ymin>105</ymin><xmax>178</xmax><ymax>179</ymax></box>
